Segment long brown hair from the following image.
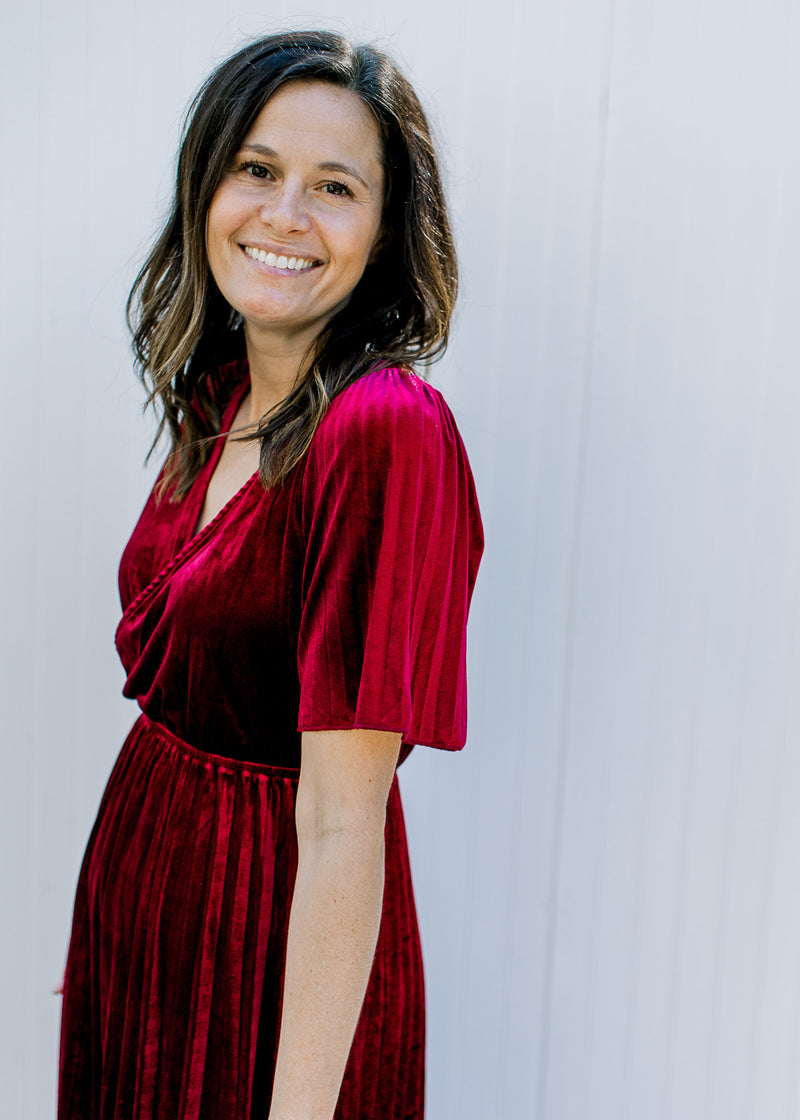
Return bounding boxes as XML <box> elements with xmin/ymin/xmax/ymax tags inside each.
<box><xmin>127</xmin><ymin>30</ymin><xmax>458</xmax><ymax>497</ymax></box>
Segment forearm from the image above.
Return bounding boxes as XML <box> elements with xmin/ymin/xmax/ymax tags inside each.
<box><xmin>267</xmin><ymin>825</ymin><xmax>386</xmax><ymax>1120</ymax></box>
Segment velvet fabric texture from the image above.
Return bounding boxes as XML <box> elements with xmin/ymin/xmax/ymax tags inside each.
<box><xmin>58</xmin><ymin>363</ymin><xmax>484</xmax><ymax>1119</ymax></box>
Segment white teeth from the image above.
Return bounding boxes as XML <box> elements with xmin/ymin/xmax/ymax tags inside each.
<box><xmin>244</xmin><ymin>246</ymin><xmax>317</xmax><ymax>271</ymax></box>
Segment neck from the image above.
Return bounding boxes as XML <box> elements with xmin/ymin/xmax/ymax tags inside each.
<box><xmin>242</xmin><ymin>321</ymin><xmax>322</xmax><ymax>423</ymax></box>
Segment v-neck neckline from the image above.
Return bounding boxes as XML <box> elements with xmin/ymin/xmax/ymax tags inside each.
<box><xmin>116</xmin><ymin>372</ymin><xmax>260</xmax><ymax>645</ymax></box>
<box><xmin>186</xmin><ymin>372</ymin><xmax>259</xmax><ymax>544</ymax></box>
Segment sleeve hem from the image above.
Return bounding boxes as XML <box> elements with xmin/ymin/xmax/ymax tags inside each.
<box><xmin>297</xmin><ymin>720</ymin><xmax>465</xmax><ymax>752</ymax></box>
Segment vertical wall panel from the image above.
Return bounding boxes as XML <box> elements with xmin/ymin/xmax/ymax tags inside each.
<box><xmin>4</xmin><ymin>1</ymin><xmax>800</xmax><ymax>1117</ymax></box>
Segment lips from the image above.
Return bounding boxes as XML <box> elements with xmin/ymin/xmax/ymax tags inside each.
<box><xmin>242</xmin><ymin>245</ymin><xmax>321</xmax><ymax>271</ymax></box>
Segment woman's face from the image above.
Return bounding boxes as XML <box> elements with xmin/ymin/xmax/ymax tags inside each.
<box><xmin>206</xmin><ymin>80</ymin><xmax>385</xmax><ymax>349</ymax></box>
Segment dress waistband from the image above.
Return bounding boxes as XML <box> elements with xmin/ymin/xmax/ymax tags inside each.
<box><xmin>137</xmin><ymin>712</ymin><xmax>301</xmax><ymax>780</ymax></box>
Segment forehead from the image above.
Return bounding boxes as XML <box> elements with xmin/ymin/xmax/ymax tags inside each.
<box><xmin>242</xmin><ymin>80</ymin><xmax>384</xmax><ymax>170</ymax></box>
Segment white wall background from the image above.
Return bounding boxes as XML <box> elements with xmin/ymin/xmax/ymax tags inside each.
<box><xmin>3</xmin><ymin>0</ymin><xmax>800</xmax><ymax>1117</ymax></box>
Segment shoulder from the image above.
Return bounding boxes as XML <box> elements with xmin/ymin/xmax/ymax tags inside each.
<box><xmin>310</xmin><ymin>367</ymin><xmax>460</xmax><ymax>463</ymax></box>
<box><xmin>330</xmin><ymin>366</ymin><xmax>450</xmax><ymax>417</ymax></box>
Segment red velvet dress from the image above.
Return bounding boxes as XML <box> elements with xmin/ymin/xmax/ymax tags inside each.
<box><xmin>58</xmin><ymin>363</ymin><xmax>483</xmax><ymax>1120</ymax></box>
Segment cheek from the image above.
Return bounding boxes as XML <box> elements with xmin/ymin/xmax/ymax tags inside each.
<box><xmin>206</xmin><ymin>189</ymin><xmax>241</xmax><ymax>254</ymax></box>
<box><xmin>338</xmin><ymin>213</ymin><xmax>385</xmax><ymax>271</ymax></box>
<box><xmin>205</xmin><ymin>206</ymin><xmax>223</xmax><ymax>265</ymax></box>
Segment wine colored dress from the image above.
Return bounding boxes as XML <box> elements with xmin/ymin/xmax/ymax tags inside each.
<box><xmin>58</xmin><ymin>362</ymin><xmax>483</xmax><ymax>1120</ymax></box>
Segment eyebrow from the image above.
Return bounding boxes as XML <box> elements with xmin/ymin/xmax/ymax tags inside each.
<box><xmin>238</xmin><ymin>144</ymin><xmax>372</xmax><ymax>190</ymax></box>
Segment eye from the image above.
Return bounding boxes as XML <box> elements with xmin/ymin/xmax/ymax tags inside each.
<box><xmin>237</xmin><ymin>161</ymin><xmax>271</xmax><ymax>180</ymax></box>
<box><xmin>321</xmin><ymin>180</ymin><xmax>353</xmax><ymax>198</ymax></box>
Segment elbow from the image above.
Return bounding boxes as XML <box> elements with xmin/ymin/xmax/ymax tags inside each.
<box><xmin>294</xmin><ymin>798</ymin><xmax>388</xmax><ymax>855</ymax></box>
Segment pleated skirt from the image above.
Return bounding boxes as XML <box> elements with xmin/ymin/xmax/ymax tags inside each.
<box><xmin>58</xmin><ymin>714</ymin><xmax>426</xmax><ymax>1120</ymax></box>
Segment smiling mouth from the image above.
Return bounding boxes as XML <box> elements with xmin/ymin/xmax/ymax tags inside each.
<box><xmin>242</xmin><ymin>245</ymin><xmax>321</xmax><ymax>272</ymax></box>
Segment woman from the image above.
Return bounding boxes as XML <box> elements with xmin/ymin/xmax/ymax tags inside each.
<box><xmin>58</xmin><ymin>30</ymin><xmax>483</xmax><ymax>1120</ymax></box>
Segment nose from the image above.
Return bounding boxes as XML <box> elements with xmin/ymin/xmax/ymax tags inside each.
<box><xmin>259</xmin><ymin>181</ymin><xmax>311</xmax><ymax>235</ymax></box>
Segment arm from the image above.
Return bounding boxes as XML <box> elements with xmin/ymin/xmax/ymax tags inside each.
<box><xmin>267</xmin><ymin>727</ymin><xmax>402</xmax><ymax>1120</ymax></box>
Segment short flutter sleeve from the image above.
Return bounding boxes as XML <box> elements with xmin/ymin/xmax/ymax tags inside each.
<box><xmin>297</xmin><ymin>368</ymin><xmax>483</xmax><ymax>750</ymax></box>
